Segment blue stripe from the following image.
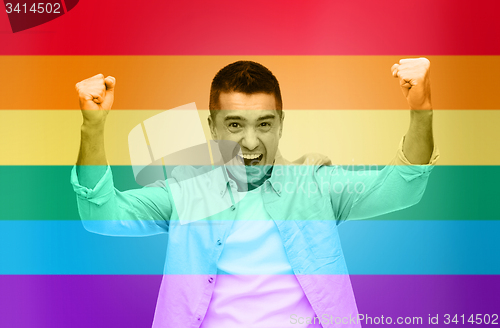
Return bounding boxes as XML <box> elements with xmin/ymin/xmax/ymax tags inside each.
<box><xmin>1</xmin><ymin>220</ymin><xmax>498</xmax><ymax>274</ymax></box>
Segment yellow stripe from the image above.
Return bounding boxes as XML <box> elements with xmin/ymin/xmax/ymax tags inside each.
<box><xmin>1</xmin><ymin>109</ymin><xmax>498</xmax><ymax>165</ymax></box>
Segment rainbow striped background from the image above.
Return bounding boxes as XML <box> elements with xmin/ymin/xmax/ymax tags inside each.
<box><xmin>1</xmin><ymin>0</ymin><xmax>500</xmax><ymax>327</ymax></box>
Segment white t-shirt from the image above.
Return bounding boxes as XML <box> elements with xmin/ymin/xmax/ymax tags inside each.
<box><xmin>201</xmin><ymin>186</ymin><xmax>322</xmax><ymax>328</ymax></box>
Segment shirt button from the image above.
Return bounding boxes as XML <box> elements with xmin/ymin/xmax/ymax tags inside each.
<box><xmin>217</xmin><ymin>239</ymin><xmax>222</xmax><ymax>246</ymax></box>
<box><xmin>197</xmin><ymin>316</ymin><xmax>201</xmax><ymax>321</ymax></box>
<box><xmin>231</xmin><ymin>205</ymin><xmax>236</xmax><ymax>211</ymax></box>
<box><xmin>208</xmin><ymin>277</ymin><xmax>214</xmax><ymax>283</ymax></box>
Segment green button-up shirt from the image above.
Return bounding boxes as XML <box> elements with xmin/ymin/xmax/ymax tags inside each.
<box><xmin>71</xmin><ymin>137</ymin><xmax>439</xmax><ymax>328</ymax></box>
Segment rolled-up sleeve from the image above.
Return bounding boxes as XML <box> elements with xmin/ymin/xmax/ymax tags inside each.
<box><xmin>392</xmin><ymin>136</ymin><xmax>440</xmax><ymax>182</ymax></box>
<box><xmin>70</xmin><ymin>165</ymin><xmax>172</xmax><ymax>236</ymax></box>
<box><xmin>71</xmin><ymin>165</ymin><xmax>115</xmax><ymax>206</ymax></box>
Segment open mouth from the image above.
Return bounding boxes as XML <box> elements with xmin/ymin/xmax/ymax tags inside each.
<box><xmin>237</xmin><ymin>154</ymin><xmax>264</xmax><ymax>166</ymax></box>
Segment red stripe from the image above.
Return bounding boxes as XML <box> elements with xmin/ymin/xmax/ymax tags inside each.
<box><xmin>0</xmin><ymin>0</ymin><xmax>499</xmax><ymax>55</ymax></box>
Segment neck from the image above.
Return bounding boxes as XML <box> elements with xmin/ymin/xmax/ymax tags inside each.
<box><xmin>227</xmin><ymin>164</ymin><xmax>274</xmax><ymax>191</ymax></box>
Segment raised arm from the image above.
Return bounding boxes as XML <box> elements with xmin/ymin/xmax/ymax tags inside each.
<box><xmin>391</xmin><ymin>57</ymin><xmax>434</xmax><ymax>164</ymax></box>
<box><xmin>75</xmin><ymin>73</ymin><xmax>114</xmax><ymax>187</ymax></box>
<box><xmin>73</xmin><ymin>74</ymin><xmax>171</xmax><ymax>236</ymax></box>
<box><xmin>318</xmin><ymin>58</ymin><xmax>439</xmax><ymax>224</ymax></box>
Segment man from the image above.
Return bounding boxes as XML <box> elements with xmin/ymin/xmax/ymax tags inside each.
<box><xmin>72</xmin><ymin>59</ymin><xmax>439</xmax><ymax>327</ymax></box>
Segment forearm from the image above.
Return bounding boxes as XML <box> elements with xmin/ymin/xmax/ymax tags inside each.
<box><xmin>403</xmin><ymin>109</ymin><xmax>434</xmax><ymax>164</ymax></box>
<box><xmin>76</xmin><ymin>123</ymin><xmax>108</xmax><ymax>189</ymax></box>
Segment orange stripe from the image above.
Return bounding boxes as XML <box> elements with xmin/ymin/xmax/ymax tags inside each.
<box><xmin>0</xmin><ymin>56</ymin><xmax>499</xmax><ymax>110</ymax></box>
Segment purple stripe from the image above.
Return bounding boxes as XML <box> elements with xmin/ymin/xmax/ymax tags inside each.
<box><xmin>0</xmin><ymin>275</ymin><xmax>498</xmax><ymax>327</ymax></box>
<box><xmin>0</xmin><ymin>275</ymin><xmax>161</xmax><ymax>328</ymax></box>
<box><xmin>351</xmin><ymin>275</ymin><xmax>500</xmax><ymax>326</ymax></box>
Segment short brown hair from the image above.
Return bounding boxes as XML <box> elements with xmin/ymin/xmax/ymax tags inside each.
<box><xmin>209</xmin><ymin>61</ymin><xmax>283</xmax><ymax>118</ymax></box>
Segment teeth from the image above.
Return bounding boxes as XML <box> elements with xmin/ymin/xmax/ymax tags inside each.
<box><xmin>241</xmin><ymin>154</ymin><xmax>261</xmax><ymax>160</ymax></box>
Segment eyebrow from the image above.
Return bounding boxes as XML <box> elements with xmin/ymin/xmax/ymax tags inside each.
<box><xmin>224</xmin><ymin>114</ymin><xmax>276</xmax><ymax>122</ymax></box>
<box><xmin>256</xmin><ymin>114</ymin><xmax>276</xmax><ymax>121</ymax></box>
<box><xmin>224</xmin><ymin>115</ymin><xmax>245</xmax><ymax>121</ymax></box>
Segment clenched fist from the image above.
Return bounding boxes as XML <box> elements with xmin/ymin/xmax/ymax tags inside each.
<box><xmin>75</xmin><ymin>74</ymin><xmax>116</xmax><ymax>126</ymax></box>
<box><xmin>391</xmin><ymin>58</ymin><xmax>432</xmax><ymax>110</ymax></box>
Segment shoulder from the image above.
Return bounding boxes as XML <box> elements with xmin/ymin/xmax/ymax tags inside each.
<box><xmin>290</xmin><ymin>153</ymin><xmax>332</xmax><ymax>166</ymax></box>
<box><xmin>170</xmin><ymin>165</ymin><xmax>214</xmax><ymax>181</ymax></box>
<box><xmin>275</xmin><ymin>152</ymin><xmax>335</xmax><ymax>181</ymax></box>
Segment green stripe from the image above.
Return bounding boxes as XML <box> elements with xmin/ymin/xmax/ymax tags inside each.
<box><xmin>0</xmin><ymin>166</ymin><xmax>498</xmax><ymax>221</ymax></box>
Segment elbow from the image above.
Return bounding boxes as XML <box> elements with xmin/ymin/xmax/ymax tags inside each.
<box><xmin>406</xmin><ymin>185</ymin><xmax>427</xmax><ymax>209</ymax></box>
<box><xmin>401</xmin><ymin>173</ymin><xmax>431</xmax><ymax>209</ymax></box>
<box><xmin>80</xmin><ymin>218</ymin><xmax>110</xmax><ymax>236</ymax></box>
<box><xmin>80</xmin><ymin>220</ymin><xmax>96</xmax><ymax>234</ymax></box>
<box><xmin>77</xmin><ymin>201</ymin><xmax>116</xmax><ymax>235</ymax></box>
<box><xmin>413</xmin><ymin>191</ymin><xmax>425</xmax><ymax>207</ymax></box>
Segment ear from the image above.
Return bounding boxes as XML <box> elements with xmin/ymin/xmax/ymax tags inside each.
<box><xmin>208</xmin><ymin>114</ymin><xmax>218</xmax><ymax>141</ymax></box>
<box><xmin>278</xmin><ymin>111</ymin><xmax>285</xmax><ymax>139</ymax></box>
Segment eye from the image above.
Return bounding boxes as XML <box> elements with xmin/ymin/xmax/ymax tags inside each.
<box><xmin>259</xmin><ymin>122</ymin><xmax>272</xmax><ymax>131</ymax></box>
<box><xmin>227</xmin><ymin>122</ymin><xmax>243</xmax><ymax>132</ymax></box>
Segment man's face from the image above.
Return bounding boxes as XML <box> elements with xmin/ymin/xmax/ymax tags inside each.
<box><xmin>208</xmin><ymin>92</ymin><xmax>284</xmax><ymax>182</ymax></box>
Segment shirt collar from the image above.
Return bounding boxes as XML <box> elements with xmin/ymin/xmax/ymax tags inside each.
<box><xmin>267</xmin><ymin>149</ymin><xmax>289</xmax><ymax>196</ymax></box>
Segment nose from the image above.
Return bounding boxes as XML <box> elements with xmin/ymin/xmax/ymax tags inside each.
<box><xmin>241</xmin><ymin>128</ymin><xmax>259</xmax><ymax>151</ymax></box>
